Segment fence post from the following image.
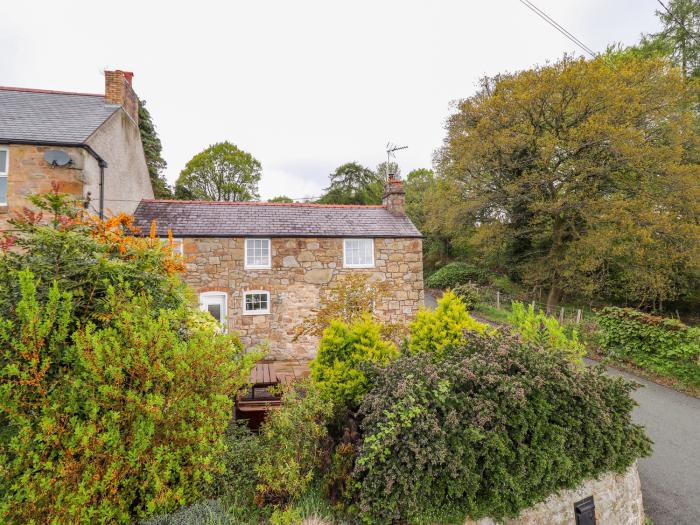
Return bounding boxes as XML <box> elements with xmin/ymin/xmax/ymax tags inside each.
<box><xmin>559</xmin><ymin>307</ymin><xmax>564</xmax><ymax>324</ymax></box>
<box><xmin>496</xmin><ymin>291</ymin><xmax>500</xmax><ymax>310</ymax></box>
<box><xmin>576</xmin><ymin>309</ymin><xmax>582</xmax><ymax>324</ymax></box>
<box><xmin>531</xmin><ymin>300</ymin><xmax>536</xmax><ymax>311</ymax></box>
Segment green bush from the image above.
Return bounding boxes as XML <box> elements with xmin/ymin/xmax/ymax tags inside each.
<box><xmin>597</xmin><ymin>307</ymin><xmax>700</xmax><ymax>386</ymax></box>
<box><xmin>408</xmin><ymin>291</ymin><xmax>491</xmax><ymax>356</ymax></box>
<box><xmin>490</xmin><ymin>274</ymin><xmax>520</xmax><ymax>295</ymax></box>
<box><xmin>255</xmin><ymin>381</ymin><xmax>333</xmax><ymax>504</ymax></box>
<box><xmin>353</xmin><ymin>333</ymin><xmax>651</xmax><ymax>524</ymax></box>
<box><xmin>509</xmin><ymin>302</ymin><xmax>585</xmax><ymax>362</ymax></box>
<box><xmin>451</xmin><ymin>283</ymin><xmax>480</xmax><ymax>309</ymax></box>
<box><xmin>0</xmin><ymin>276</ymin><xmax>255</xmax><ymax>524</ymax></box>
<box><xmin>0</xmin><ymin>191</ymin><xmax>257</xmax><ymax>524</ymax></box>
<box><xmin>425</xmin><ymin>262</ymin><xmax>491</xmax><ymax>289</ymax></box>
<box><xmin>203</xmin><ymin>421</ymin><xmax>261</xmax><ymax>504</ymax></box>
<box><xmin>311</xmin><ymin>315</ymin><xmax>398</xmax><ymax>411</ymax></box>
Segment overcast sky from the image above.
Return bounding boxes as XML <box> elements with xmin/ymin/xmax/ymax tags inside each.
<box><xmin>2</xmin><ymin>0</ymin><xmax>662</xmax><ymax>200</ymax></box>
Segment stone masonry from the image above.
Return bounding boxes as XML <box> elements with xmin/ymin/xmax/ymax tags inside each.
<box><xmin>181</xmin><ymin>236</ymin><xmax>424</xmax><ymax>360</ymax></box>
<box><xmin>0</xmin><ymin>143</ymin><xmax>87</xmax><ymax>230</ymax></box>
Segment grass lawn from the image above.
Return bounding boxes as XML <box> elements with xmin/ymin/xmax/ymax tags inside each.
<box><xmin>472</xmin><ymin>303</ymin><xmax>510</xmax><ymax>325</ymax></box>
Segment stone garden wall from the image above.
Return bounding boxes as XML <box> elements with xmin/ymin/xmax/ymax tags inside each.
<box><xmin>182</xmin><ymin>236</ymin><xmax>424</xmax><ymax>360</ymax></box>
<box><xmin>464</xmin><ymin>464</ymin><xmax>644</xmax><ymax>525</ymax></box>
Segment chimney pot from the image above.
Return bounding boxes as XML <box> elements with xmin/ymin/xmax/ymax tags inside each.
<box><xmin>104</xmin><ymin>70</ymin><xmax>139</xmax><ymax>125</ymax></box>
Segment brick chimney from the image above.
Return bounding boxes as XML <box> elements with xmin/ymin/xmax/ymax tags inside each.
<box><xmin>104</xmin><ymin>70</ymin><xmax>139</xmax><ymax>125</ymax></box>
<box><xmin>383</xmin><ymin>173</ymin><xmax>406</xmax><ymax>215</ymax></box>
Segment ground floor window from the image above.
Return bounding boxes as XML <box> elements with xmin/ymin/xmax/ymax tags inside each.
<box><xmin>199</xmin><ymin>291</ymin><xmax>227</xmax><ymax>331</ymax></box>
<box><xmin>243</xmin><ymin>290</ymin><xmax>270</xmax><ymax>315</ymax></box>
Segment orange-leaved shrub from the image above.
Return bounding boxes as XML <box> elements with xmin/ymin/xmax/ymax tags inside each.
<box><xmin>0</xmin><ymin>190</ymin><xmax>256</xmax><ymax>523</ymax></box>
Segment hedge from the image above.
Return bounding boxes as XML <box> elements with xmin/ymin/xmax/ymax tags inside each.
<box><xmin>352</xmin><ymin>332</ymin><xmax>651</xmax><ymax>524</ymax></box>
<box><xmin>597</xmin><ymin>307</ymin><xmax>700</xmax><ymax>386</ymax></box>
<box><xmin>425</xmin><ymin>262</ymin><xmax>492</xmax><ymax>289</ymax></box>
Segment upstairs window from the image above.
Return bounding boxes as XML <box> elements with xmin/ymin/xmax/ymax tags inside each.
<box><xmin>199</xmin><ymin>291</ymin><xmax>227</xmax><ymax>332</ymax></box>
<box><xmin>245</xmin><ymin>238</ymin><xmax>271</xmax><ymax>269</ymax></box>
<box><xmin>243</xmin><ymin>291</ymin><xmax>270</xmax><ymax>315</ymax></box>
<box><xmin>0</xmin><ymin>148</ymin><xmax>8</xmax><ymax>206</ymax></box>
<box><xmin>343</xmin><ymin>238</ymin><xmax>374</xmax><ymax>268</ymax></box>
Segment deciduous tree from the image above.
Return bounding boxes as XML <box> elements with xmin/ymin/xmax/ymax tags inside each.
<box><xmin>434</xmin><ymin>55</ymin><xmax>700</xmax><ymax>309</ymax></box>
<box><xmin>175</xmin><ymin>141</ymin><xmax>261</xmax><ymax>201</ymax></box>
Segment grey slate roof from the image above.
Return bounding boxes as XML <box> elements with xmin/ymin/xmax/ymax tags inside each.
<box><xmin>0</xmin><ymin>87</ymin><xmax>118</xmax><ymax>144</ymax></box>
<box><xmin>133</xmin><ymin>200</ymin><xmax>423</xmax><ymax>238</ymax></box>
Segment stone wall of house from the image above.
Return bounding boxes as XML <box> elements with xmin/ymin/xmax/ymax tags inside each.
<box><xmin>182</xmin><ymin>236</ymin><xmax>423</xmax><ymax>360</ymax></box>
<box><xmin>0</xmin><ymin>144</ymin><xmax>90</xmax><ymax>231</ymax></box>
<box><xmin>465</xmin><ymin>463</ymin><xmax>644</xmax><ymax>525</ymax></box>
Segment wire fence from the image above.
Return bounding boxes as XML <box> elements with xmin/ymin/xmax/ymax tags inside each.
<box><xmin>475</xmin><ymin>286</ymin><xmax>593</xmax><ymax>325</ymax></box>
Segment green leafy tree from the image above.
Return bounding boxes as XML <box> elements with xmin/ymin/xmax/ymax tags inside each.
<box><xmin>317</xmin><ymin>162</ymin><xmax>383</xmax><ymax>205</ymax></box>
<box><xmin>408</xmin><ymin>291</ymin><xmax>491</xmax><ymax>356</ymax></box>
<box><xmin>268</xmin><ymin>195</ymin><xmax>294</xmax><ymax>203</ymax></box>
<box><xmin>175</xmin><ymin>141</ymin><xmax>261</xmax><ymax>201</ymax></box>
<box><xmin>311</xmin><ymin>315</ymin><xmax>398</xmax><ymax>411</ymax></box>
<box><xmin>434</xmin><ymin>55</ymin><xmax>700</xmax><ymax>310</ymax></box>
<box><xmin>138</xmin><ymin>99</ymin><xmax>172</xmax><ymax>198</ymax></box>
<box><xmin>375</xmin><ymin>161</ymin><xmax>400</xmax><ymax>181</ymax></box>
<box><xmin>644</xmin><ymin>0</ymin><xmax>700</xmax><ymax>78</ymax></box>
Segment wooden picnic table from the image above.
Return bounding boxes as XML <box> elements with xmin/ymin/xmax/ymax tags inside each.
<box><xmin>236</xmin><ymin>360</ymin><xmax>310</xmax><ymax>415</ymax></box>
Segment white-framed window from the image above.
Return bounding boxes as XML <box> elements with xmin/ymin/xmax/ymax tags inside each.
<box><xmin>0</xmin><ymin>147</ymin><xmax>8</xmax><ymax>206</ymax></box>
<box><xmin>243</xmin><ymin>290</ymin><xmax>270</xmax><ymax>315</ymax></box>
<box><xmin>160</xmin><ymin>237</ymin><xmax>184</xmax><ymax>255</ymax></box>
<box><xmin>199</xmin><ymin>291</ymin><xmax>227</xmax><ymax>331</ymax></box>
<box><xmin>245</xmin><ymin>238</ymin><xmax>271</xmax><ymax>269</ymax></box>
<box><xmin>343</xmin><ymin>238</ymin><xmax>374</xmax><ymax>268</ymax></box>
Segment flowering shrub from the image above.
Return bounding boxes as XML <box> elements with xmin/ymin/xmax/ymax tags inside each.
<box><xmin>408</xmin><ymin>291</ymin><xmax>491</xmax><ymax>356</ymax></box>
<box><xmin>352</xmin><ymin>333</ymin><xmax>651</xmax><ymax>524</ymax></box>
<box><xmin>597</xmin><ymin>307</ymin><xmax>700</xmax><ymax>386</ymax></box>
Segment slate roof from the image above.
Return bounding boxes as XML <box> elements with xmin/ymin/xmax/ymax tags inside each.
<box><xmin>0</xmin><ymin>87</ymin><xmax>118</xmax><ymax>144</ymax></box>
<box><xmin>133</xmin><ymin>200</ymin><xmax>423</xmax><ymax>238</ymax></box>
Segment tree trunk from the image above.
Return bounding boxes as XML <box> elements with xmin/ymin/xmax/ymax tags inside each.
<box><xmin>546</xmin><ymin>286</ymin><xmax>562</xmax><ymax>312</ymax></box>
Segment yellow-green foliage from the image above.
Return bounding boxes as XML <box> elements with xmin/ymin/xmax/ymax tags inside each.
<box><xmin>509</xmin><ymin>302</ymin><xmax>585</xmax><ymax>362</ymax></box>
<box><xmin>408</xmin><ymin>291</ymin><xmax>491</xmax><ymax>356</ymax></box>
<box><xmin>311</xmin><ymin>314</ymin><xmax>398</xmax><ymax>410</ymax></box>
<box><xmin>0</xmin><ymin>273</ymin><xmax>256</xmax><ymax>524</ymax></box>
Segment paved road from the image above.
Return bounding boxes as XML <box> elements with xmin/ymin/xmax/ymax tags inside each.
<box><xmin>598</xmin><ymin>363</ymin><xmax>700</xmax><ymax>525</ymax></box>
<box><xmin>423</xmin><ymin>292</ymin><xmax>700</xmax><ymax>524</ymax></box>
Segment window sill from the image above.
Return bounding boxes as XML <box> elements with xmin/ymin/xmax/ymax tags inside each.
<box><xmin>244</xmin><ymin>266</ymin><xmax>272</xmax><ymax>270</ymax></box>
<box><xmin>343</xmin><ymin>264</ymin><xmax>375</xmax><ymax>269</ymax></box>
<box><xmin>242</xmin><ymin>311</ymin><xmax>271</xmax><ymax>316</ymax></box>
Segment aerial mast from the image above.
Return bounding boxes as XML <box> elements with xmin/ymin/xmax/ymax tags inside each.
<box><xmin>385</xmin><ymin>142</ymin><xmax>408</xmax><ymax>180</ymax></box>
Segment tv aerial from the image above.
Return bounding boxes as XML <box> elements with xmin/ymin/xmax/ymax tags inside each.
<box><xmin>385</xmin><ymin>142</ymin><xmax>407</xmax><ymax>180</ymax></box>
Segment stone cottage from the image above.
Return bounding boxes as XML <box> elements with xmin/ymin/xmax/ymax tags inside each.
<box><xmin>0</xmin><ymin>70</ymin><xmax>153</xmax><ymax>229</ymax></box>
<box><xmin>133</xmin><ymin>176</ymin><xmax>423</xmax><ymax>360</ymax></box>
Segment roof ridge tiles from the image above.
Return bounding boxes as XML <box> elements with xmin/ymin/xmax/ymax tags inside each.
<box><xmin>0</xmin><ymin>86</ymin><xmax>104</xmax><ymax>97</ymax></box>
<box><xmin>141</xmin><ymin>199</ymin><xmax>387</xmax><ymax>209</ymax></box>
